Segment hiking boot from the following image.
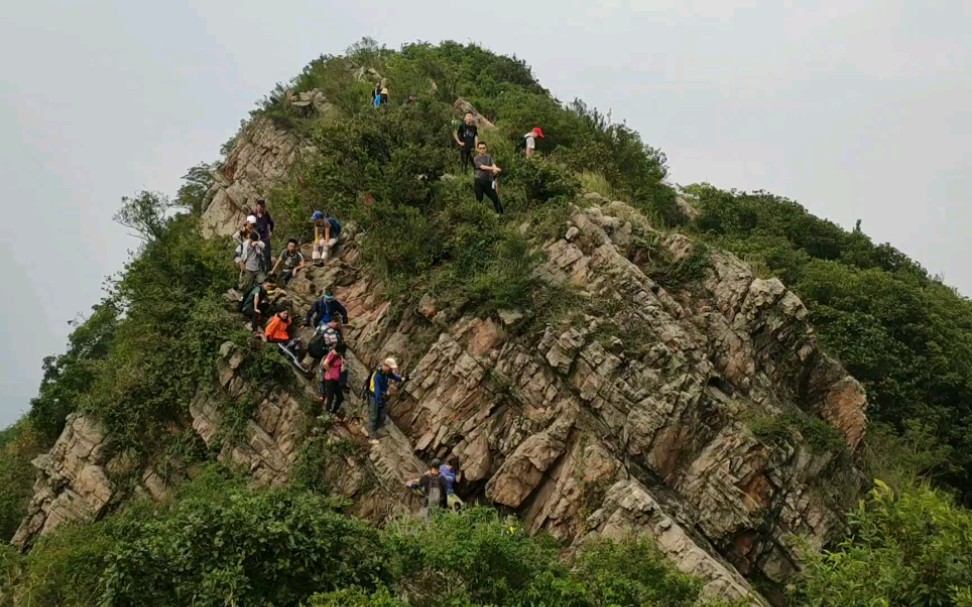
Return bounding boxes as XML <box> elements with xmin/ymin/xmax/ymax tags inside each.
<box><xmin>368</xmin><ymin>438</ymin><xmax>380</xmax><ymax>445</ymax></box>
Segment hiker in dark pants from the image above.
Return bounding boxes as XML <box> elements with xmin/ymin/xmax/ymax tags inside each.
<box><xmin>406</xmin><ymin>458</ymin><xmax>449</xmax><ymax>518</ymax></box>
<box><xmin>365</xmin><ymin>357</ymin><xmax>404</xmax><ymax>444</ymax></box>
<box><xmin>473</xmin><ymin>142</ymin><xmax>503</xmax><ymax>214</ymax></box>
<box><xmin>239</xmin><ymin>280</ymin><xmax>273</xmax><ymax>332</ymax></box>
<box><xmin>251</xmin><ymin>199</ymin><xmax>275</xmax><ymax>272</ymax></box>
<box><xmin>305</xmin><ymin>290</ymin><xmax>349</xmax><ymax>329</ymax></box>
<box><xmin>321</xmin><ymin>343</ymin><xmax>347</xmax><ymax>416</ymax></box>
<box><xmin>454</xmin><ymin>112</ymin><xmax>478</xmax><ymax>173</ymax></box>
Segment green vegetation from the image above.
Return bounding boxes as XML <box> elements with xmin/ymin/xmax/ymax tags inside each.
<box><xmin>684</xmin><ymin>184</ymin><xmax>972</xmax><ymax>502</ymax></box>
<box><xmin>0</xmin><ymin>469</ymin><xmax>728</xmax><ymax>607</ymax></box>
<box><xmin>4</xmin><ymin>39</ymin><xmax>972</xmax><ymax>606</ymax></box>
<box><xmin>790</xmin><ymin>480</ymin><xmax>972</xmax><ymax>606</ymax></box>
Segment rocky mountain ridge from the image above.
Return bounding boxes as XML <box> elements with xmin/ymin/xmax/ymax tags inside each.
<box><xmin>12</xmin><ymin>115</ymin><xmax>868</xmax><ymax>606</ymax></box>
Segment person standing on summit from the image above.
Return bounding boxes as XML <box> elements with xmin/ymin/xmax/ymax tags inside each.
<box><xmin>454</xmin><ymin>112</ymin><xmax>478</xmax><ymax>173</ymax></box>
<box><xmin>473</xmin><ymin>142</ymin><xmax>503</xmax><ymax>214</ymax></box>
<box><xmin>251</xmin><ymin>199</ymin><xmax>275</xmax><ymax>272</ymax></box>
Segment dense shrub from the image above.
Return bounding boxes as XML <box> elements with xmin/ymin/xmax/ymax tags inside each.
<box><xmin>790</xmin><ymin>480</ymin><xmax>972</xmax><ymax>606</ymax></box>
<box><xmin>0</xmin><ymin>422</ymin><xmax>43</xmax><ymax>542</ymax></box>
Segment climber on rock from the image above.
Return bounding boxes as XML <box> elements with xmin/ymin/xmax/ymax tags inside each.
<box><xmin>523</xmin><ymin>127</ymin><xmax>544</xmax><ymax>158</ymax></box>
<box><xmin>310</xmin><ymin>211</ymin><xmax>342</xmax><ymax>261</ymax></box>
<box><xmin>454</xmin><ymin>112</ymin><xmax>478</xmax><ymax>174</ymax></box>
<box><xmin>406</xmin><ymin>457</ymin><xmax>449</xmax><ymax>517</ymax></box>
<box><xmin>307</xmin><ymin>318</ymin><xmax>343</xmax><ymax>369</ymax></box>
<box><xmin>365</xmin><ymin>357</ymin><xmax>404</xmax><ymax>444</ymax></box>
<box><xmin>239</xmin><ymin>279</ymin><xmax>274</xmax><ymax>332</ymax></box>
<box><xmin>269</xmin><ymin>238</ymin><xmax>305</xmax><ymax>284</ymax></box>
<box><xmin>263</xmin><ymin>309</ymin><xmax>306</xmax><ymax>371</ymax></box>
<box><xmin>251</xmin><ymin>199</ymin><xmax>275</xmax><ymax>272</ymax></box>
<box><xmin>320</xmin><ymin>343</ymin><xmax>347</xmax><ymax>416</ymax></box>
<box><xmin>439</xmin><ymin>457</ymin><xmax>463</xmax><ymax>511</ymax></box>
<box><xmin>233</xmin><ymin>215</ymin><xmax>257</xmax><ymax>266</ymax></box>
<box><xmin>238</xmin><ymin>231</ymin><xmax>267</xmax><ymax>294</ymax></box>
<box><xmin>305</xmin><ymin>290</ymin><xmax>349</xmax><ymax>328</ymax></box>
<box><xmin>473</xmin><ymin>142</ymin><xmax>503</xmax><ymax>214</ymax></box>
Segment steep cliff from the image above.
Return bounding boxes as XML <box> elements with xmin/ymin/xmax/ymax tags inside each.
<box><xmin>13</xmin><ymin>112</ymin><xmax>870</xmax><ymax>605</ymax></box>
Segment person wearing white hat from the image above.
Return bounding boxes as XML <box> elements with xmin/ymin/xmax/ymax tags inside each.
<box><xmin>364</xmin><ymin>357</ymin><xmax>405</xmax><ymax>444</ymax></box>
<box><xmin>232</xmin><ymin>215</ymin><xmax>258</xmax><ymax>266</ymax></box>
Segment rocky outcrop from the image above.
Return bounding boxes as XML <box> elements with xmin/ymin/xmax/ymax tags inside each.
<box><xmin>200</xmin><ymin>116</ymin><xmax>300</xmax><ymax>238</ymax></box>
<box><xmin>15</xmin><ymin>116</ymin><xmax>868</xmax><ymax>606</ymax></box>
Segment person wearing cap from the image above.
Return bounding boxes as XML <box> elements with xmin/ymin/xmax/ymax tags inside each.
<box><xmin>269</xmin><ymin>238</ymin><xmax>305</xmax><ymax>284</ymax></box>
<box><xmin>305</xmin><ymin>290</ymin><xmax>349</xmax><ymax>328</ymax></box>
<box><xmin>406</xmin><ymin>458</ymin><xmax>449</xmax><ymax>517</ymax></box>
<box><xmin>473</xmin><ymin>142</ymin><xmax>503</xmax><ymax>214</ymax></box>
<box><xmin>238</xmin><ymin>231</ymin><xmax>267</xmax><ymax>294</ymax></box>
<box><xmin>365</xmin><ymin>357</ymin><xmax>404</xmax><ymax>444</ymax></box>
<box><xmin>310</xmin><ymin>211</ymin><xmax>342</xmax><ymax>261</ymax></box>
<box><xmin>251</xmin><ymin>199</ymin><xmax>275</xmax><ymax>272</ymax></box>
<box><xmin>524</xmin><ymin>127</ymin><xmax>544</xmax><ymax>158</ymax></box>
<box><xmin>454</xmin><ymin>112</ymin><xmax>479</xmax><ymax>174</ymax></box>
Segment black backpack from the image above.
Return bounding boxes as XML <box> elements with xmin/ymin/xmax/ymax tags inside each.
<box><xmin>516</xmin><ymin>137</ymin><xmax>528</xmax><ymax>152</ymax></box>
<box><xmin>360</xmin><ymin>370</ymin><xmax>376</xmax><ymax>400</ymax></box>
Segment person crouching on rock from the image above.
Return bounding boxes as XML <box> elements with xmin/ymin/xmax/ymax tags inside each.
<box><xmin>310</xmin><ymin>211</ymin><xmax>342</xmax><ymax>261</ymax></box>
<box><xmin>263</xmin><ymin>309</ymin><xmax>306</xmax><ymax>371</ymax></box>
<box><xmin>365</xmin><ymin>357</ymin><xmax>404</xmax><ymax>444</ymax></box>
<box><xmin>239</xmin><ymin>279</ymin><xmax>274</xmax><ymax>333</ymax></box>
<box><xmin>406</xmin><ymin>458</ymin><xmax>449</xmax><ymax>518</ymax></box>
<box><xmin>269</xmin><ymin>238</ymin><xmax>305</xmax><ymax>284</ymax></box>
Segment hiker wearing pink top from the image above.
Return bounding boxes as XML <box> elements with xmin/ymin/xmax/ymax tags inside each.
<box><xmin>321</xmin><ymin>343</ymin><xmax>347</xmax><ymax>415</ymax></box>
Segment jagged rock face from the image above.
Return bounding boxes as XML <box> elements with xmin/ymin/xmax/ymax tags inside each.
<box><xmin>13</xmin><ymin>415</ymin><xmax>115</xmax><ymax>546</ymax></box>
<box><xmin>200</xmin><ymin>116</ymin><xmax>299</xmax><ymax>238</ymax></box>
<box><xmin>15</xmin><ymin>119</ymin><xmax>868</xmax><ymax>606</ymax></box>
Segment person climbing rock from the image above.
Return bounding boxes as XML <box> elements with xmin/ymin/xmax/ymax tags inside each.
<box><xmin>238</xmin><ymin>232</ymin><xmax>266</xmax><ymax>294</ymax></box>
<box><xmin>439</xmin><ymin>458</ymin><xmax>463</xmax><ymax>511</ymax></box>
<box><xmin>310</xmin><ymin>211</ymin><xmax>342</xmax><ymax>261</ymax></box>
<box><xmin>269</xmin><ymin>239</ymin><xmax>305</xmax><ymax>284</ymax></box>
<box><xmin>321</xmin><ymin>343</ymin><xmax>347</xmax><ymax>416</ymax></box>
<box><xmin>239</xmin><ymin>279</ymin><xmax>273</xmax><ymax>332</ymax></box>
<box><xmin>365</xmin><ymin>357</ymin><xmax>404</xmax><ymax>444</ymax></box>
<box><xmin>454</xmin><ymin>112</ymin><xmax>478</xmax><ymax>173</ymax></box>
<box><xmin>233</xmin><ymin>215</ymin><xmax>257</xmax><ymax>266</ymax></box>
<box><xmin>307</xmin><ymin>318</ymin><xmax>343</xmax><ymax>369</ymax></box>
<box><xmin>305</xmin><ymin>290</ymin><xmax>349</xmax><ymax>328</ymax></box>
<box><xmin>263</xmin><ymin>309</ymin><xmax>306</xmax><ymax>371</ymax></box>
<box><xmin>473</xmin><ymin>142</ymin><xmax>503</xmax><ymax>214</ymax></box>
<box><xmin>406</xmin><ymin>458</ymin><xmax>449</xmax><ymax>517</ymax></box>
<box><xmin>251</xmin><ymin>199</ymin><xmax>275</xmax><ymax>272</ymax></box>
<box><xmin>523</xmin><ymin>127</ymin><xmax>544</xmax><ymax>158</ymax></box>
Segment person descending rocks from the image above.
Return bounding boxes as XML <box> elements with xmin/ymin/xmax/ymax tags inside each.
<box><xmin>307</xmin><ymin>318</ymin><xmax>343</xmax><ymax>369</ymax></box>
<box><xmin>270</xmin><ymin>238</ymin><xmax>305</xmax><ymax>284</ymax></box>
<box><xmin>454</xmin><ymin>112</ymin><xmax>478</xmax><ymax>173</ymax></box>
<box><xmin>251</xmin><ymin>199</ymin><xmax>275</xmax><ymax>272</ymax></box>
<box><xmin>364</xmin><ymin>357</ymin><xmax>404</xmax><ymax>444</ymax></box>
<box><xmin>473</xmin><ymin>142</ymin><xmax>503</xmax><ymax>214</ymax></box>
<box><xmin>263</xmin><ymin>309</ymin><xmax>306</xmax><ymax>371</ymax></box>
<box><xmin>233</xmin><ymin>215</ymin><xmax>257</xmax><ymax>266</ymax></box>
<box><xmin>239</xmin><ymin>279</ymin><xmax>274</xmax><ymax>332</ymax></box>
<box><xmin>310</xmin><ymin>211</ymin><xmax>342</xmax><ymax>261</ymax></box>
<box><xmin>320</xmin><ymin>342</ymin><xmax>347</xmax><ymax>417</ymax></box>
<box><xmin>406</xmin><ymin>458</ymin><xmax>449</xmax><ymax>518</ymax></box>
<box><xmin>523</xmin><ymin>127</ymin><xmax>544</xmax><ymax>158</ymax></box>
<box><xmin>238</xmin><ymin>231</ymin><xmax>266</xmax><ymax>294</ymax></box>
<box><xmin>439</xmin><ymin>458</ymin><xmax>463</xmax><ymax>511</ymax></box>
<box><xmin>305</xmin><ymin>290</ymin><xmax>349</xmax><ymax>329</ymax></box>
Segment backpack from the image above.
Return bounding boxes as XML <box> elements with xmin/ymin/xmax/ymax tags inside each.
<box><xmin>360</xmin><ymin>370</ymin><xmax>377</xmax><ymax>400</ymax></box>
<box><xmin>307</xmin><ymin>331</ymin><xmax>327</xmax><ymax>359</ymax></box>
<box><xmin>516</xmin><ymin>137</ymin><xmax>528</xmax><ymax>152</ymax></box>
<box><xmin>328</xmin><ymin>217</ymin><xmax>342</xmax><ymax>236</ymax></box>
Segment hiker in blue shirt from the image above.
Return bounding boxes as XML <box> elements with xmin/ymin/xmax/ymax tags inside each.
<box><xmin>406</xmin><ymin>458</ymin><xmax>449</xmax><ymax>517</ymax></box>
<box><xmin>365</xmin><ymin>357</ymin><xmax>404</xmax><ymax>444</ymax></box>
<box><xmin>305</xmin><ymin>290</ymin><xmax>349</xmax><ymax>328</ymax></box>
<box><xmin>439</xmin><ymin>458</ymin><xmax>463</xmax><ymax>511</ymax></box>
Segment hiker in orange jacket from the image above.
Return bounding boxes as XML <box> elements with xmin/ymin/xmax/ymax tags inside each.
<box><xmin>264</xmin><ymin>310</ymin><xmax>306</xmax><ymax>372</ymax></box>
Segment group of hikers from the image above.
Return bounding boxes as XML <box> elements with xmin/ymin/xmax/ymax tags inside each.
<box><xmin>228</xmin><ymin>98</ymin><xmax>545</xmax><ymax>515</ymax></box>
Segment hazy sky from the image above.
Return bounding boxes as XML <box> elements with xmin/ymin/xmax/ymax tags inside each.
<box><xmin>2</xmin><ymin>0</ymin><xmax>970</xmax><ymax>427</ymax></box>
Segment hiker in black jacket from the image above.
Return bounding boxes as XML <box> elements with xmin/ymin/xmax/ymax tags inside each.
<box><xmin>406</xmin><ymin>458</ymin><xmax>449</xmax><ymax>517</ymax></box>
<box><xmin>305</xmin><ymin>291</ymin><xmax>349</xmax><ymax>328</ymax></box>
